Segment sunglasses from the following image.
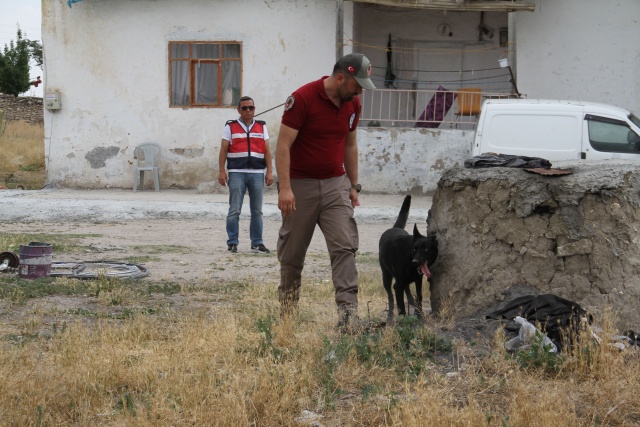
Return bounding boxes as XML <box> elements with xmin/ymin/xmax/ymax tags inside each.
<box><xmin>240</xmin><ymin>106</ymin><xmax>255</xmax><ymax>111</ymax></box>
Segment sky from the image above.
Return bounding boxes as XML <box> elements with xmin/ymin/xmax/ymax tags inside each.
<box><xmin>0</xmin><ymin>0</ymin><xmax>43</xmax><ymax>97</ymax></box>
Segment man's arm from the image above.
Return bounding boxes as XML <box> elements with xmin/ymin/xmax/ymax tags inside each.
<box><xmin>264</xmin><ymin>139</ymin><xmax>274</xmax><ymax>186</ymax></box>
<box><xmin>343</xmin><ymin>130</ymin><xmax>359</xmax><ymax>207</ymax></box>
<box><xmin>275</xmin><ymin>123</ymin><xmax>299</xmax><ymax>216</ymax></box>
<box><xmin>217</xmin><ymin>139</ymin><xmax>230</xmax><ymax>186</ymax></box>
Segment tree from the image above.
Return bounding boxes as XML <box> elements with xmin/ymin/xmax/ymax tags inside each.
<box><xmin>27</xmin><ymin>39</ymin><xmax>43</xmax><ymax>70</ymax></box>
<box><xmin>0</xmin><ymin>26</ymin><xmax>42</xmax><ymax>97</ymax></box>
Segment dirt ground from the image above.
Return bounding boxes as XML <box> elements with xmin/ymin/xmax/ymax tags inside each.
<box><xmin>1</xmin><ymin>188</ymin><xmax>506</xmax><ymax>363</ymax></box>
<box><xmin>0</xmin><ymin>188</ymin><xmax>432</xmax><ymax>284</ymax></box>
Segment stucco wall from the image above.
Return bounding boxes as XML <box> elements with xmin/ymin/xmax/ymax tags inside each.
<box><xmin>184</xmin><ymin>127</ymin><xmax>473</xmax><ymax>196</ymax></box>
<box><xmin>357</xmin><ymin>127</ymin><xmax>473</xmax><ymax>195</ymax></box>
<box><xmin>515</xmin><ymin>0</ymin><xmax>640</xmax><ymax>114</ymax></box>
<box><xmin>42</xmin><ymin>0</ymin><xmax>343</xmax><ymax>189</ymax></box>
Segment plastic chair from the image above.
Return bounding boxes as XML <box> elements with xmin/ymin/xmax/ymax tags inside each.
<box><xmin>455</xmin><ymin>88</ymin><xmax>482</xmax><ymax>127</ymax></box>
<box><xmin>133</xmin><ymin>142</ymin><xmax>161</xmax><ymax>192</ymax></box>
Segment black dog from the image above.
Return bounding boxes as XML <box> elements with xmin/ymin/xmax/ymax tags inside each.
<box><xmin>379</xmin><ymin>195</ymin><xmax>438</xmax><ymax>324</ymax></box>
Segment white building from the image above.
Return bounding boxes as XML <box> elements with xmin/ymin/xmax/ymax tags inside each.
<box><xmin>42</xmin><ymin>0</ymin><xmax>640</xmax><ymax>193</ymax></box>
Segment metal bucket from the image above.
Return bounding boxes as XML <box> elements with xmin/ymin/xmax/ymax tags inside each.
<box><xmin>19</xmin><ymin>242</ymin><xmax>53</xmax><ymax>279</ymax></box>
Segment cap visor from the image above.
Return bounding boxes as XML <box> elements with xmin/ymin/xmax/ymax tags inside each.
<box><xmin>355</xmin><ymin>77</ymin><xmax>376</xmax><ymax>90</ymax></box>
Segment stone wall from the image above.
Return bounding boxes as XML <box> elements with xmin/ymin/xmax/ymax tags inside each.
<box><xmin>427</xmin><ymin>160</ymin><xmax>640</xmax><ymax>330</ymax></box>
<box><xmin>0</xmin><ymin>94</ymin><xmax>44</xmax><ymax>124</ymax></box>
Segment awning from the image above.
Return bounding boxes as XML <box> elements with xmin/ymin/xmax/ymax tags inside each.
<box><xmin>351</xmin><ymin>0</ymin><xmax>535</xmax><ymax>12</ymax></box>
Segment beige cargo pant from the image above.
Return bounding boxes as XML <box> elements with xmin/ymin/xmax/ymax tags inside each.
<box><xmin>277</xmin><ymin>175</ymin><xmax>359</xmax><ymax>313</ymax></box>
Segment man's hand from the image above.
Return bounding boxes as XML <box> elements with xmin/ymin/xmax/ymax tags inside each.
<box><xmin>349</xmin><ymin>188</ymin><xmax>360</xmax><ymax>208</ymax></box>
<box><xmin>278</xmin><ymin>187</ymin><xmax>296</xmax><ymax>216</ymax></box>
<box><xmin>265</xmin><ymin>172</ymin><xmax>275</xmax><ymax>186</ymax></box>
<box><xmin>217</xmin><ymin>172</ymin><xmax>228</xmax><ymax>186</ymax></box>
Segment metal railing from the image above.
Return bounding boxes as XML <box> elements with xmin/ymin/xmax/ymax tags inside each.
<box><xmin>359</xmin><ymin>88</ymin><xmax>520</xmax><ymax>130</ymax></box>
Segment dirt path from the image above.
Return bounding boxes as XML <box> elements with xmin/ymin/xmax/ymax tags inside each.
<box><xmin>1</xmin><ymin>189</ymin><xmax>433</xmax><ymax>284</ymax></box>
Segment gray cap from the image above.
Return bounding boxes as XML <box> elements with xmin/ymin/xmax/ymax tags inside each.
<box><xmin>336</xmin><ymin>53</ymin><xmax>376</xmax><ymax>90</ymax></box>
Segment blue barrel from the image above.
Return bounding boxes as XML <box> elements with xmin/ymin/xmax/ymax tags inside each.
<box><xmin>19</xmin><ymin>242</ymin><xmax>53</xmax><ymax>279</ymax></box>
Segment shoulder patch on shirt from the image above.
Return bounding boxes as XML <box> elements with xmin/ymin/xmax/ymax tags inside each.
<box><xmin>284</xmin><ymin>95</ymin><xmax>295</xmax><ymax>111</ymax></box>
<box><xmin>349</xmin><ymin>113</ymin><xmax>356</xmax><ymax>129</ymax></box>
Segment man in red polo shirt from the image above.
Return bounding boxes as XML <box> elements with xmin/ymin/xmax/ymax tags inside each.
<box><xmin>275</xmin><ymin>53</ymin><xmax>375</xmax><ymax>333</ymax></box>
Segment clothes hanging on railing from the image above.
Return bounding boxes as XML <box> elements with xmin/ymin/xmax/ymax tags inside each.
<box><xmin>414</xmin><ymin>86</ymin><xmax>456</xmax><ymax>128</ymax></box>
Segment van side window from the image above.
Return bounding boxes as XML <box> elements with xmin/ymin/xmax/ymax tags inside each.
<box><xmin>586</xmin><ymin>115</ymin><xmax>640</xmax><ymax>153</ymax></box>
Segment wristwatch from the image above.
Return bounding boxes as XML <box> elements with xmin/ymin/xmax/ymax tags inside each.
<box><xmin>351</xmin><ymin>184</ymin><xmax>361</xmax><ymax>193</ymax></box>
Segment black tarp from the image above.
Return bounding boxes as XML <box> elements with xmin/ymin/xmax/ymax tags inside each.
<box><xmin>465</xmin><ymin>153</ymin><xmax>552</xmax><ymax>169</ymax></box>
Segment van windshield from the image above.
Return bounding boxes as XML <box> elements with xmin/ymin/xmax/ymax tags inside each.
<box><xmin>629</xmin><ymin>113</ymin><xmax>640</xmax><ymax>129</ymax></box>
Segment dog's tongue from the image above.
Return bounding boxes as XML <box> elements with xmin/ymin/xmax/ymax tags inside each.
<box><xmin>419</xmin><ymin>262</ymin><xmax>431</xmax><ymax>278</ymax></box>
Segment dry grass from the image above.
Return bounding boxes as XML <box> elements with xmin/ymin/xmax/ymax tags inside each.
<box><xmin>0</xmin><ymin>120</ymin><xmax>46</xmax><ymax>189</ymax></box>
<box><xmin>1</xmin><ymin>268</ymin><xmax>639</xmax><ymax>426</ymax></box>
<box><xmin>2</xmin><ymin>132</ymin><xmax>640</xmax><ymax>424</ymax></box>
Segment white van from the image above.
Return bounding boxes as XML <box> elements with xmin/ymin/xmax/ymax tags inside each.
<box><xmin>472</xmin><ymin>99</ymin><xmax>640</xmax><ymax>161</ymax></box>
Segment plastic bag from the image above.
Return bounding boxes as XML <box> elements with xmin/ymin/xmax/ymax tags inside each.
<box><xmin>504</xmin><ymin>316</ymin><xmax>558</xmax><ymax>353</ymax></box>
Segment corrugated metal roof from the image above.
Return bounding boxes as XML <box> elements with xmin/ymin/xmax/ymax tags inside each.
<box><xmin>352</xmin><ymin>0</ymin><xmax>535</xmax><ymax>12</ymax></box>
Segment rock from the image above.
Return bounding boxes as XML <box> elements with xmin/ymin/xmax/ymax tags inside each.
<box><xmin>427</xmin><ymin>160</ymin><xmax>640</xmax><ymax>329</ymax></box>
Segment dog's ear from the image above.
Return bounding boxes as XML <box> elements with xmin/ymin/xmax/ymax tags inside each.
<box><xmin>413</xmin><ymin>223</ymin><xmax>424</xmax><ymax>239</ymax></box>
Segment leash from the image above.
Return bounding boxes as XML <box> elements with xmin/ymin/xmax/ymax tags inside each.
<box><xmin>255</xmin><ymin>102</ymin><xmax>285</xmax><ymax>117</ymax></box>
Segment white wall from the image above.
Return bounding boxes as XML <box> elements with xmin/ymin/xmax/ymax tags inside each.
<box><xmin>357</xmin><ymin>127</ymin><xmax>473</xmax><ymax>194</ymax></box>
<box><xmin>42</xmin><ymin>0</ymin><xmax>339</xmax><ymax>188</ymax></box>
<box><xmin>353</xmin><ymin>4</ymin><xmax>510</xmax><ymax>92</ymax></box>
<box><xmin>515</xmin><ymin>0</ymin><xmax>640</xmax><ymax>114</ymax></box>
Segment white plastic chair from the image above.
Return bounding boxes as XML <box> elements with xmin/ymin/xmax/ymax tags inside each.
<box><xmin>133</xmin><ymin>142</ymin><xmax>161</xmax><ymax>192</ymax></box>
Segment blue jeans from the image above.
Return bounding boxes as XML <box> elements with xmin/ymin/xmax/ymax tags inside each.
<box><xmin>226</xmin><ymin>172</ymin><xmax>265</xmax><ymax>247</ymax></box>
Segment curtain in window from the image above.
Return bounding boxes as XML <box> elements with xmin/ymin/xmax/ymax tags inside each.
<box><xmin>195</xmin><ymin>62</ymin><xmax>218</xmax><ymax>104</ymax></box>
<box><xmin>222</xmin><ymin>61</ymin><xmax>240</xmax><ymax>106</ymax></box>
<box><xmin>171</xmin><ymin>61</ymin><xmax>190</xmax><ymax>106</ymax></box>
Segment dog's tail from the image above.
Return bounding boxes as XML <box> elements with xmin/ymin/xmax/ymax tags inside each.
<box><xmin>393</xmin><ymin>195</ymin><xmax>411</xmax><ymax>229</ymax></box>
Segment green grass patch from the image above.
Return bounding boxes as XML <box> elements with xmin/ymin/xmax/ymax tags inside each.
<box><xmin>146</xmin><ymin>282</ymin><xmax>182</xmax><ymax>296</ymax></box>
<box><xmin>207</xmin><ymin>280</ymin><xmax>251</xmax><ymax>295</ymax></box>
<box><xmin>325</xmin><ymin>316</ymin><xmax>453</xmax><ymax>383</ymax></box>
<box><xmin>356</xmin><ymin>252</ymin><xmax>379</xmax><ymax>265</ymax></box>
<box><xmin>64</xmin><ymin>306</ymin><xmax>158</xmax><ymax>320</ymax></box>
<box><xmin>512</xmin><ymin>332</ymin><xmax>564</xmax><ymax>373</ymax></box>
<box><xmin>18</xmin><ymin>163</ymin><xmax>41</xmax><ymax>172</ymax></box>
<box><xmin>0</xmin><ymin>274</ymin><xmax>189</xmax><ymax>304</ymax></box>
<box><xmin>0</xmin><ymin>275</ymin><xmax>95</xmax><ymax>303</ymax></box>
<box><xmin>0</xmin><ymin>232</ymin><xmax>101</xmax><ymax>255</ymax></box>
